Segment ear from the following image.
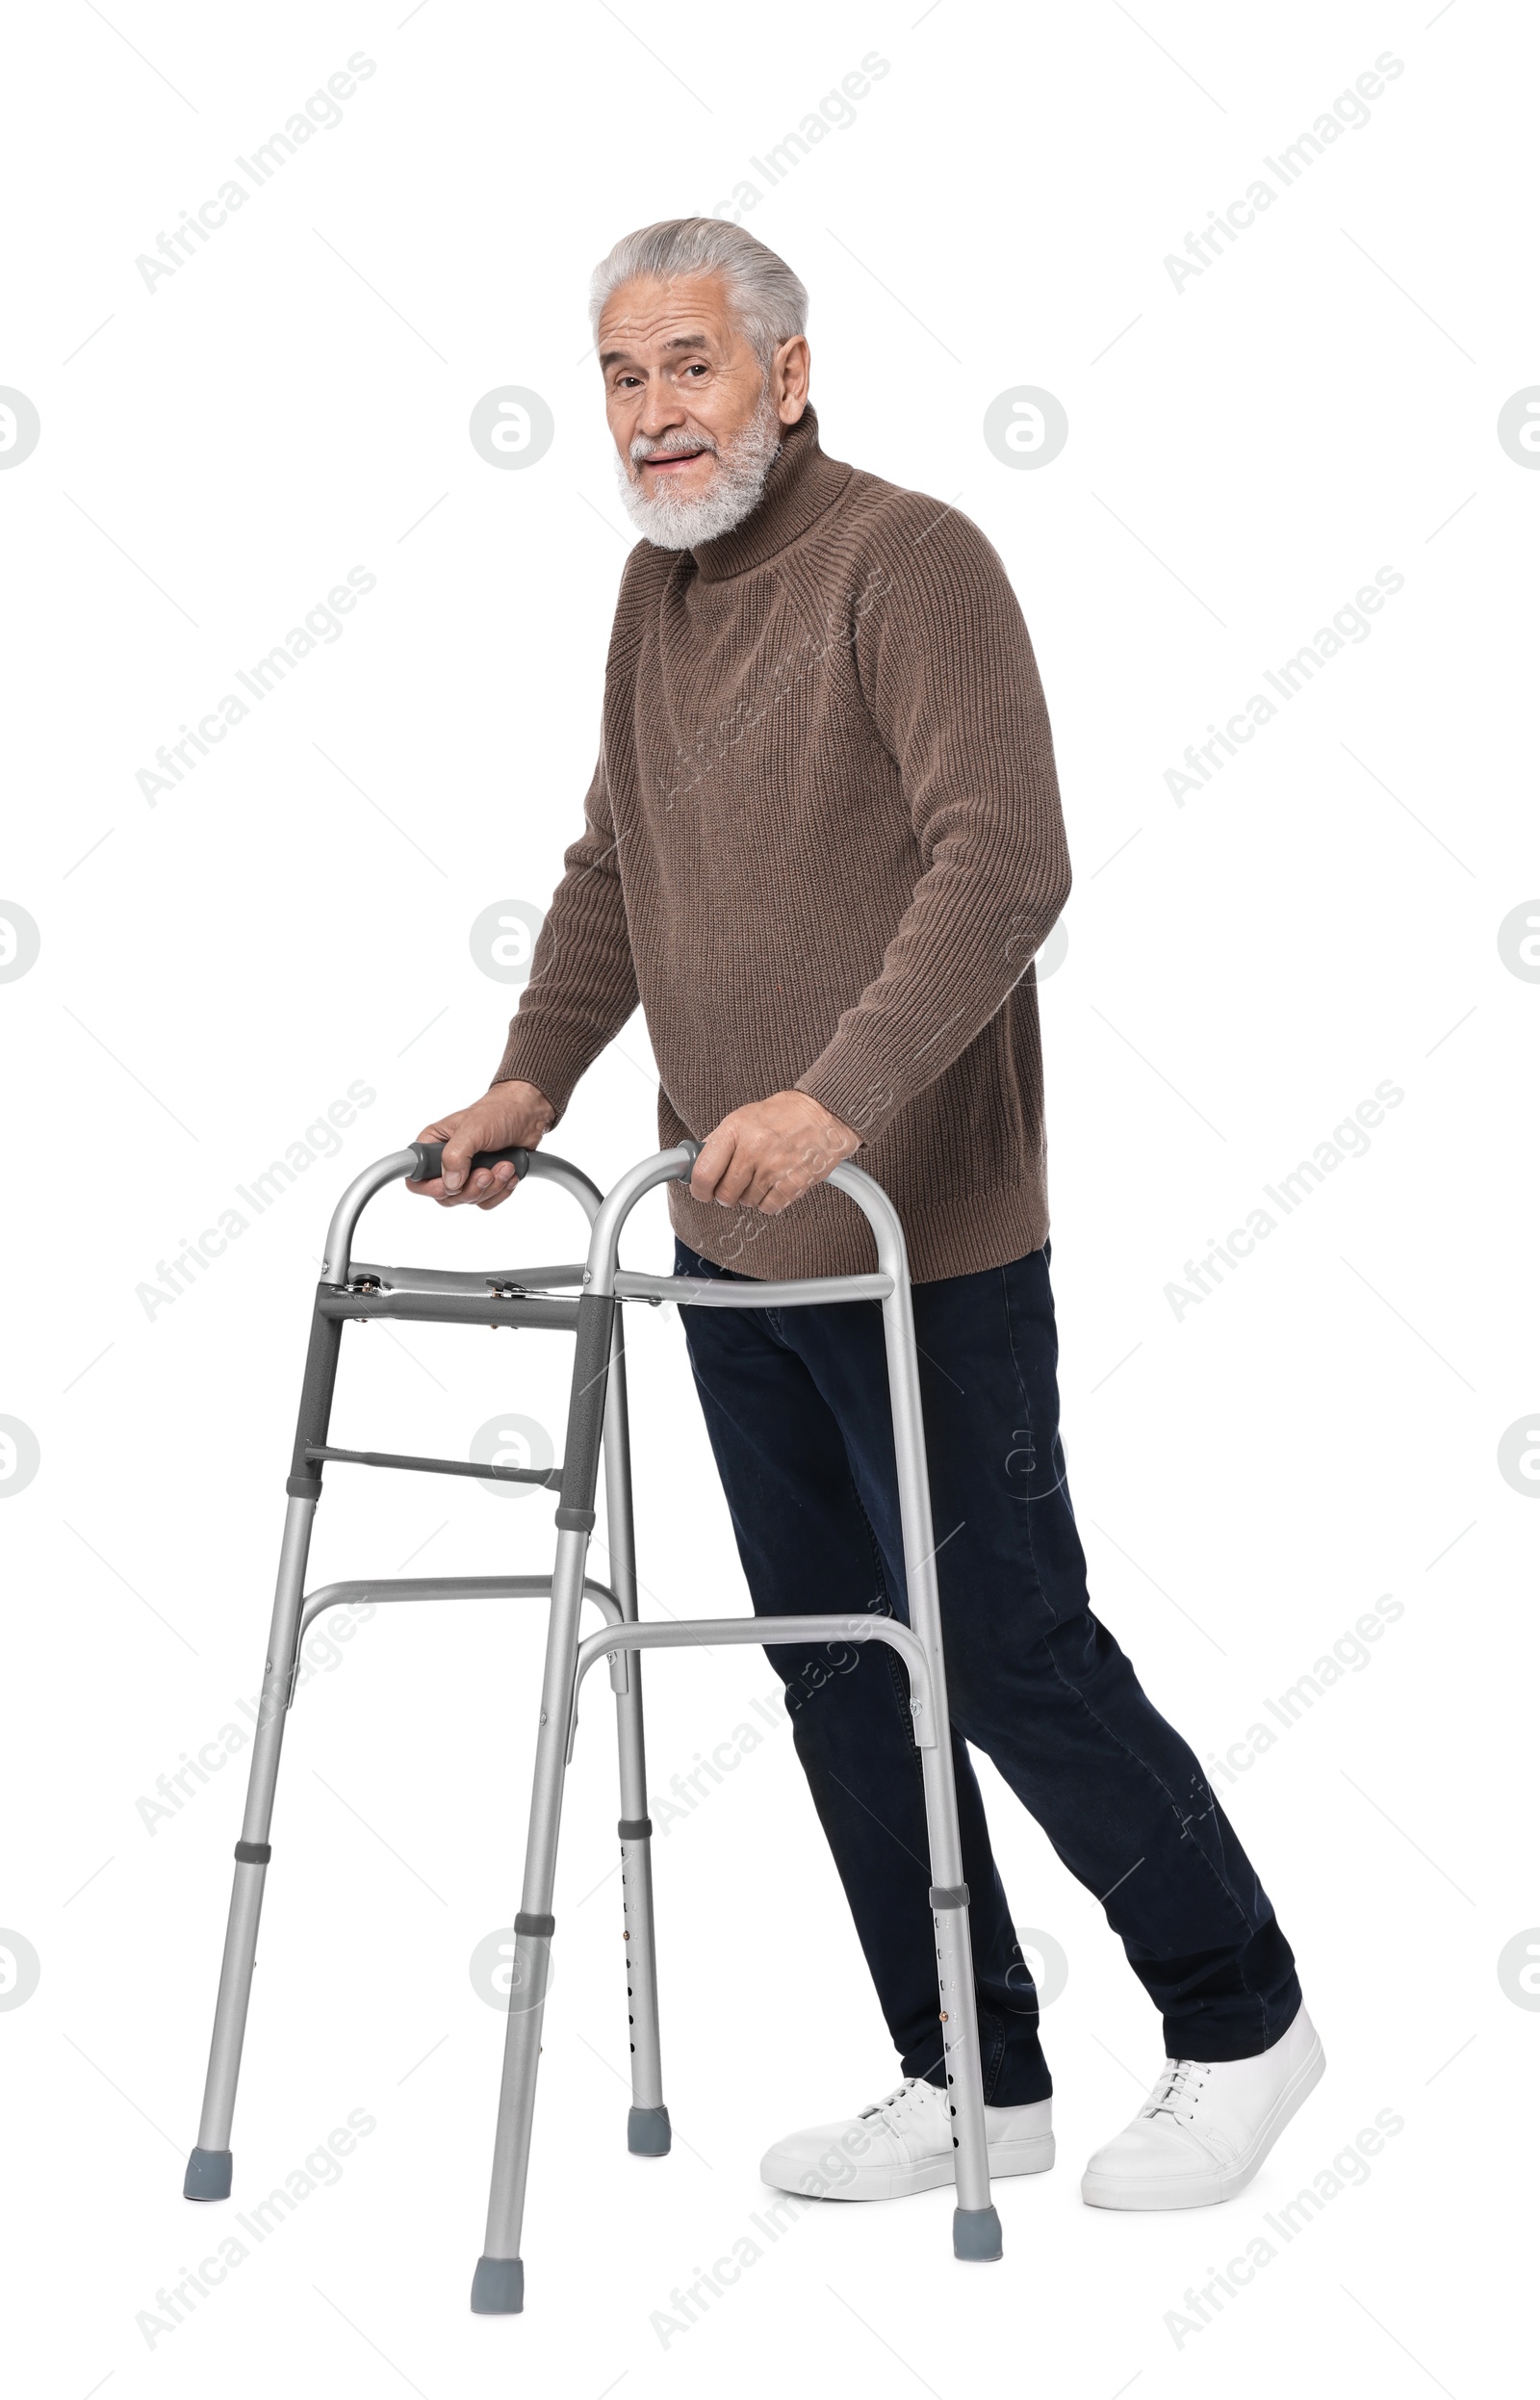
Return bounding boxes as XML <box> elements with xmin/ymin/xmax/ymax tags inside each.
<box><xmin>771</xmin><ymin>332</ymin><xmax>811</xmax><ymax>422</ymax></box>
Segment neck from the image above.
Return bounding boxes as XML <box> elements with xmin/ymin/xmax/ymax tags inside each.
<box><xmin>688</xmin><ymin>405</ymin><xmax>851</xmax><ymax>582</ymax></box>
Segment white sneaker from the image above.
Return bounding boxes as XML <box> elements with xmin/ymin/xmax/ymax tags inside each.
<box><xmin>1081</xmin><ymin>2003</ymin><xmax>1325</xmax><ymax>2210</ymax></box>
<box><xmin>760</xmin><ymin>2076</ymin><xmax>1054</xmax><ymax>2202</ymax></box>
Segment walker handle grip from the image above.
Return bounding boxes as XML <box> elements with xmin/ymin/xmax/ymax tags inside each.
<box><xmin>407</xmin><ymin>1141</ymin><xmax>532</xmax><ymax>1186</ymax></box>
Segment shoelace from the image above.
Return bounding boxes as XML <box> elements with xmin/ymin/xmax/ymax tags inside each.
<box><xmin>1142</xmin><ymin>2059</ymin><xmax>1210</xmax><ymax>2124</ymax></box>
<box><xmin>858</xmin><ymin>2077</ymin><xmax>932</xmax><ymax>2128</ymax></box>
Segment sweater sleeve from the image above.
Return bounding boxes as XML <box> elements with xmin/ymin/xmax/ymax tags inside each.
<box><xmin>793</xmin><ymin>505</ymin><xmax>1071</xmax><ymax>1147</ymax></box>
<box><xmin>491</xmin><ymin>743</ymin><xmax>639</xmax><ymax>1123</ymax></box>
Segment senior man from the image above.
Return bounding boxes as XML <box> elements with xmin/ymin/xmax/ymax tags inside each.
<box><xmin>412</xmin><ymin>218</ymin><xmax>1322</xmax><ymax>2213</ymax></box>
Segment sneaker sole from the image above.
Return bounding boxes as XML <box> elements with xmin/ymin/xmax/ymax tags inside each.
<box><xmin>762</xmin><ymin>2130</ymin><xmax>1055</xmax><ymax>2204</ymax></box>
<box><xmin>1080</xmin><ymin>2027</ymin><xmax>1326</xmax><ymax>2212</ymax></box>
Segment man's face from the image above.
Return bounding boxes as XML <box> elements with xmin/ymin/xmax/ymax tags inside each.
<box><xmin>598</xmin><ymin>271</ymin><xmax>807</xmax><ymax>537</ymax></box>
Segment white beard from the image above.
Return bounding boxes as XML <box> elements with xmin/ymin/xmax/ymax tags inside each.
<box><xmin>614</xmin><ymin>391</ymin><xmax>784</xmax><ymax>550</ymax></box>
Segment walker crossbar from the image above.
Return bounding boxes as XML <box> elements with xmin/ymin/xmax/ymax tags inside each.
<box><xmin>613</xmin><ymin>1266</ymin><xmax>893</xmax><ymax>1308</ymax></box>
<box><xmin>303</xmin><ymin>1443</ymin><xmax>565</xmax><ymax>1488</ymax></box>
<box><xmin>315</xmin><ymin>1286</ymin><xmax>581</xmax><ymax>1331</ymax></box>
<box><xmin>347</xmin><ymin>1258</ymin><xmax>589</xmax><ymax>1293</ymax></box>
<box><xmin>298</xmin><ymin>1574</ymin><xmax>625</xmax><ymax>1642</ymax></box>
<box><xmin>567</xmin><ymin>1613</ymin><xmax>941</xmax><ymax>1756</ymax></box>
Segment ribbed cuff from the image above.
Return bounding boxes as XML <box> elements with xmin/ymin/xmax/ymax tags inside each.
<box><xmin>491</xmin><ymin>1024</ymin><xmax>579</xmax><ymax>1128</ymax></box>
<box><xmin>794</xmin><ymin>1040</ymin><xmax>909</xmax><ymax>1148</ymax></box>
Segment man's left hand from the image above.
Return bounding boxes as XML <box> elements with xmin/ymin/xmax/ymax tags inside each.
<box><xmin>690</xmin><ymin>1090</ymin><xmax>860</xmax><ymax>1215</ymax></box>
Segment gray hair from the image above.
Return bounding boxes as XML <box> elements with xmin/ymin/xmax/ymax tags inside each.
<box><xmin>589</xmin><ymin>218</ymin><xmax>808</xmax><ymax>369</ymax></box>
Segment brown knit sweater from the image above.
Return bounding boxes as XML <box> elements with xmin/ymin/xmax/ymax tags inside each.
<box><xmin>494</xmin><ymin>404</ymin><xmax>1072</xmax><ymax>1283</ymax></box>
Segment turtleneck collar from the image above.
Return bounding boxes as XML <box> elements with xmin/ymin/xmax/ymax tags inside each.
<box><xmin>687</xmin><ymin>403</ymin><xmax>853</xmax><ymax>584</ymax></box>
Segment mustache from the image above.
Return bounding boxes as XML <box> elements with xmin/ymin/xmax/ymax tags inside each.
<box><xmin>629</xmin><ymin>428</ymin><xmax>719</xmax><ymax>464</ymax></box>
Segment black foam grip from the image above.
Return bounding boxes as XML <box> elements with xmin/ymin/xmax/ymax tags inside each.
<box><xmin>408</xmin><ymin>1141</ymin><xmax>531</xmax><ymax>1185</ymax></box>
<box><xmin>288</xmin><ymin>1304</ymin><xmax>345</xmax><ymax>1480</ymax></box>
<box><xmin>560</xmin><ymin>1292</ymin><xmax>616</xmax><ymax>1517</ymax></box>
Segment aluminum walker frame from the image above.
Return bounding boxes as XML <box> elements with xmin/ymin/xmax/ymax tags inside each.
<box><xmin>183</xmin><ymin>1138</ymin><xmax>1004</xmax><ymax>2313</ymax></box>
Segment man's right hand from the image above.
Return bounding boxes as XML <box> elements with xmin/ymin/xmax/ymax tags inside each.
<box><xmin>407</xmin><ymin>1080</ymin><xmax>556</xmax><ymax>1209</ymax></box>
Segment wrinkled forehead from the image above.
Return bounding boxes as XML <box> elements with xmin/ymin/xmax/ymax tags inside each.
<box><xmin>596</xmin><ymin>271</ymin><xmax>746</xmax><ymax>367</ymax></box>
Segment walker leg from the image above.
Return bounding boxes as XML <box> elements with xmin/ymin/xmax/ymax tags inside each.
<box><xmin>472</xmin><ymin>1527</ymin><xmax>589</xmax><ymax>2312</ymax></box>
<box><xmin>599</xmin><ymin>1314</ymin><xmax>668</xmax><ymax>2155</ymax></box>
<box><xmin>929</xmin><ymin>1860</ymin><xmax>1002</xmax><ymax>2259</ymax></box>
<box><xmin>184</xmin><ymin>1492</ymin><xmax>317</xmax><ymax>2200</ymax></box>
<box><xmin>618</xmin><ymin>1821</ymin><xmax>667</xmax><ymax>2155</ymax></box>
<box><xmin>880</xmin><ymin>1277</ymin><xmax>1001</xmax><ymax>2261</ymax></box>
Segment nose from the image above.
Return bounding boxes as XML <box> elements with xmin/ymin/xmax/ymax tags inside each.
<box><xmin>634</xmin><ymin>381</ymin><xmax>687</xmax><ymax>441</ymax></box>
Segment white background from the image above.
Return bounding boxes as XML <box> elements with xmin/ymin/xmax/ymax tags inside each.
<box><xmin>1</xmin><ymin>1</ymin><xmax>1533</xmax><ymax>2392</ymax></box>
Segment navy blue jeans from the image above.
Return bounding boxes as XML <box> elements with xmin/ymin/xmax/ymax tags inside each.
<box><xmin>676</xmin><ymin>1235</ymin><xmax>1301</xmax><ymax>2106</ymax></box>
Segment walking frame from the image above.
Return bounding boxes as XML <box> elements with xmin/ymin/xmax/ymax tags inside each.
<box><xmin>183</xmin><ymin>1137</ymin><xmax>1004</xmax><ymax>2311</ymax></box>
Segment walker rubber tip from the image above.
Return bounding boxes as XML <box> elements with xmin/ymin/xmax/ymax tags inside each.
<box><xmin>471</xmin><ymin>2256</ymin><xmax>525</xmax><ymax>2314</ymax></box>
<box><xmin>628</xmin><ymin>2103</ymin><xmax>672</xmax><ymax>2156</ymax></box>
<box><xmin>952</xmin><ymin>2203</ymin><xmax>1003</xmax><ymax>2261</ymax></box>
<box><xmin>184</xmin><ymin>2146</ymin><xmax>233</xmax><ymax>2202</ymax></box>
